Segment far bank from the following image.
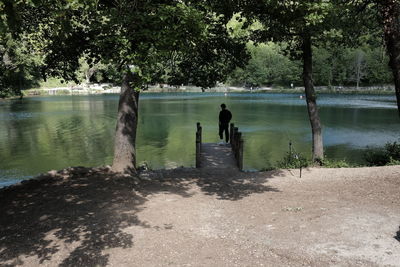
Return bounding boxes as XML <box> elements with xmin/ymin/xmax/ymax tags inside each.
<box><xmin>18</xmin><ymin>84</ymin><xmax>397</xmax><ymax>97</ymax></box>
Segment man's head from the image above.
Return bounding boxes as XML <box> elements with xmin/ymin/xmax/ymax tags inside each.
<box><xmin>220</xmin><ymin>103</ymin><xmax>226</xmax><ymax>110</ymax></box>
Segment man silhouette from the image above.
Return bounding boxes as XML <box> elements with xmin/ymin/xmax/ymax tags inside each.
<box><xmin>219</xmin><ymin>103</ymin><xmax>232</xmax><ymax>144</ymax></box>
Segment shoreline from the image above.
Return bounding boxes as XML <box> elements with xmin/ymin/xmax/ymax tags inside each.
<box><xmin>1</xmin><ymin>163</ymin><xmax>399</xmax><ymax>191</ymax></box>
<box><xmin>0</xmin><ymin>84</ymin><xmax>395</xmax><ymax>100</ymax></box>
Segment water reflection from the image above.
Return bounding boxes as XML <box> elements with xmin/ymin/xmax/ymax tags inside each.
<box><xmin>0</xmin><ymin>93</ymin><xmax>399</xmax><ymax>184</ymax></box>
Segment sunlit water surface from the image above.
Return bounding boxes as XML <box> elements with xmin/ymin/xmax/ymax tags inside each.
<box><xmin>0</xmin><ymin>92</ymin><xmax>399</xmax><ymax>186</ymax></box>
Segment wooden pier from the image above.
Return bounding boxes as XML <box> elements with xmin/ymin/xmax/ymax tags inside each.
<box><xmin>196</xmin><ymin>122</ymin><xmax>244</xmax><ymax>170</ymax></box>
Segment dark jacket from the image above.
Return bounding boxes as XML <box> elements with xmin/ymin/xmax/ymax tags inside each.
<box><xmin>219</xmin><ymin>109</ymin><xmax>232</xmax><ymax>124</ymax></box>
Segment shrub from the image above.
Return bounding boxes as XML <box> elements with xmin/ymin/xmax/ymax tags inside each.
<box><xmin>321</xmin><ymin>158</ymin><xmax>352</xmax><ymax>168</ymax></box>
<box><xmin>277</xmin><ymin>151</ymin><xmax>310</xmax><ymax>169</ymax></box>
<box><xmin>364</xmin><ymin>141</ymin><xmax>400</xmax><ymax>166</ymax></box>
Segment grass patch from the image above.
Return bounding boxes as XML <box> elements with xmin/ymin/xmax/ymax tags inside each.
<box><xmin>261</xmin><ymin>141</ymin><xmax>400</xmax><ymax>171</ymax></box>
<box><xmin>320</xmin><ymin>158</ymin><xmax>354</xmax><ymax>168</ymax></box>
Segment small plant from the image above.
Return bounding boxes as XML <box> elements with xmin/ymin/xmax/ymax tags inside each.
<box><xmin>387</xmin><ymin>157</ymin><xmax>400</xmax><ymax>166</ymax></box>
<box><xmin>364</xmin><ymin>141</ymin><xmax>400</xmax><ymax>166</ymax></box>
<box><xmin>277</xmin><ymin>151</ymin><xmax>310</xmax><ymax>169</ymax></box>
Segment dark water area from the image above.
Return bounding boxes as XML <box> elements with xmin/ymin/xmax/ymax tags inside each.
<box><xmin>0</xmin><ymin>92</ymin><xmax>399</xmax><ymax>186</ymax></box>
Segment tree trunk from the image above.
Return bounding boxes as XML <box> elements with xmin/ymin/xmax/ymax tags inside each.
<box><xmin>355</xmin><ymin>50</ymin><xmax>365</xmax><ymax>90</ymax></box>
<box><xmin>112</xmin><ymin>70</ymin><xmax>140</xmax><ymax>174</ymax></box>
<box><xmin>356</xmin><ymin>60</ymin><xmax>360</xmax><ymax>90</ymax></box>
<box><xmin>85</xmin><ymin>73</ymin><xmax>90</xmax><ymax>84</ymax></box>
<box><xmin>85</xmin><ymin>67</ymin><xmax>96</xmax><ymax>84</ymax></box>
<box><xmin>302</xmin><ymin>34</ymin><xmax>324</xmax><ymax>162</ymax></box>
<box><xmin>380</xmin><ymin>0</ymin><xmax>400</xmax><ymax>117</ymax></box>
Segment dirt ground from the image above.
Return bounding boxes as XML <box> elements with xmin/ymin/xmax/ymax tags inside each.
<box><xmin>0</xmin><ymin>165</ymin><xmax>399</xmax><ymax>267</ymax></box>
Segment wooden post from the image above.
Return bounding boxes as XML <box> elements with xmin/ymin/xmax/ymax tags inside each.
<box><xmin>198</xmin><ymin>126</ymin><xmax>202</xmax><ymax>149</ymax></box>
<box><xmin>239</xmin><ymin>138</ymin><xmax>244</xmax><ymax>171</ymax></box>
<box><xmin>236</xmin><ymin>132</ymin><xmax>242</xmax><ymax>161</ymax></box>
<box><xmin>196</xmin><ymin>132</ymin><xmax>200</xmax><ymax>168</ymax></box>
<box><xmin>230</xmin><ymin>123</ymin><xmax>234</xmax><ymax>145</ymax></box>
<box><xmin>196</xmin><ymin>123</ymin><xmax>202</xmax><ymax>168</ymax></box>
<box><xmin>233</xmin><ymin>127</ymin><xmax>238</xmax><ymax>151</ymax></box>
<box><xmin>196</xmin><ymin>122</ymin><xmax>202</xmax><ymax>151</ymax></box>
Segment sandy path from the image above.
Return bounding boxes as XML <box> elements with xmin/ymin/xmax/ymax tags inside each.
<box><xmin>0</xmin><ymin>166</ymin><xmax>399</xmax><ymax>266</ymax></box>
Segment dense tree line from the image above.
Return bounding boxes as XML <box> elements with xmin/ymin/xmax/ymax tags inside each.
<box><xmin>226</xmin><ymin>40</ymin><xmax>392</xmax><ymax>88</ymax></box>
<box><xmin>0</xmin><ymin>37</ymin><xmax>393</xmax><ymax>95</ymax></box>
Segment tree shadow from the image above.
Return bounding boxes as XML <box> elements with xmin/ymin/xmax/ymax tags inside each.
<box><xmin>196</xmin><ymin>171</ymin><xmax>281</xmax><ymax>200</ymax></box>
<box><xmin>144</xmin><ymin>168</ymin><xmax>283</xmax><ymax>201</ymax></box>
<box><xmin>0</xmin><ymin>167</ymin><xmax>190</xmax><ymax>266</ymax></box>
<box><xmin>395</xmin><ymin>226</ymin><xmax>400</xmax><ymax>242</ymax></box>
<box><xmin>0</xmin><ymin>167</ymin><xmax>281</xmax><ymax>266</ymax></box>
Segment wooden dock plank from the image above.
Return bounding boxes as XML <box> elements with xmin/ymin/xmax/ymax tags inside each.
<box><xmin>200</xmin><ymin>143</ymin><xmax>238</xmax><ymax>170</ymax></box>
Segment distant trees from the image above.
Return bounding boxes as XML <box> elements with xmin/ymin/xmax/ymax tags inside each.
<box><xmin>227</xmin><ymin>43</ymin><xmax>301</xmax><ymax>87</ymax></box>
<box><xmin>0</xmin><ymin>38</ymin><xmax>42</xmax><ymax>98</ymax></box>
<box><xmin>227</xmin><ymin>41</ymin><xmax>392</xmax><ymax>88</ymax></box>
<box><xmin>335</xmin><ymin>0</ymin><xmax>400</xmax><ymax>115</ymax></box>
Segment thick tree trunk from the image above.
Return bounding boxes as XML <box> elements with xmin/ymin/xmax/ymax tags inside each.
<box><xmin>380</xmin><ymin>0</ymin><xmax>400</xmax><ymax>117</ymax></box>
<box><xmin>302</xmin><ymin>34</ymin><xmax>324</xmax><ymax>162</ymax></box>
<box><xmin>112</xmin><ymin>70</ymin><xmax>140</xmax><ymax>174</ymax></box>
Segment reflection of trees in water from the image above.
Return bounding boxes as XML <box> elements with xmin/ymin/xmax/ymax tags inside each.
<box><xmin>0</xmin><ymin>98</ymin><xmax>115</xmax><ymax>177</ymax></box>
<box><xmin>137</xmin><ymin>100</ymin><xmax>195</xmax><ymax>167</ymax></box>
<box><xmin>324</xmin><ymin>145</ymin><xmax>366</xmax><ymax>165</ymax></box>
<box><xmin>0</xmin><ymin>100</ymin><xmax>44</xmax><ymax>169</ymax></box>
<box><xmin>48</xmin><ymin>113</ymin><xmax>114</xmax><ymax>166</ymax></box>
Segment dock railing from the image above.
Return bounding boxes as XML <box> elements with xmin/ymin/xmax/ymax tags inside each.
<box><xmin>230</xmin><ymin>123</ymin><xmax>244</xmax><ymax>170</ymax></box>
<box><xmin>195</xmin><ymin>122</ymin><xmax>243</xmax><ymax>170</ymax></box>
<box><xmin>195</xmin><ymin>122</ymin><xmax>202</xmax><ymax>168</ymax></box>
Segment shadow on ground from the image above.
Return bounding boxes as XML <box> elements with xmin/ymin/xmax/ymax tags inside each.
<box><xmin>138</xmin><ymin>168</ymin><xmax>283</xmax><ymax>201</ymax></box>
<box><xmin>196</xmin><ymin>170</ymin><xmax>281</xmax><ymax>200</ymax></box>
<box><xmin>396</xmin><ymin>227</ymin><xmax>400</xmax><ymax>242</ymax></box>
<box><xmin>0</xmin><ymin>167</ymin><xmax>282</xmax><ymax>266</ymax></box>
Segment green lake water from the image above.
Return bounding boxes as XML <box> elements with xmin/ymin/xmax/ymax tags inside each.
<box><xmin>0</xmin><ymin>92</ymin><xmax>399</xmax><ymax>186</ymax></box>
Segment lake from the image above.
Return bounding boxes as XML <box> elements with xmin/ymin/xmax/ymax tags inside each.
<box><xmin>0</xmin><ymin>92</ymin><xmax>399</xmax><ymax>186</ymax></box>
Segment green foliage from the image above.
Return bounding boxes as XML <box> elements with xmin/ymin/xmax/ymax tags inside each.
<box><xmin>231</xmin><ymin>1</ymin><xmax>389</xmax><ymax>89</ymax></box>
<box><xmin>227</xmin><ymin>42</ymin><xmax>301</xmax><ymax>87</ymax></box>
<box><xmin>276</xmin><ymin>147</ymin><xmax>355</xmax><ymax>169</ymax></box>
<box><xmin>313</xmin><ymin>43</ymin><xmax>392</xmax><ymax>87</ymax></box>
<box><xmin>27</xmin><ymin>77</ymin><xmax>76</xmax><ymax>90</ymax></box>
<box><xmin>320</xmin><ymin>158</ymin><xmax>352</xmax><ymax>168</ymax></box>
<box><xmin>228</xmin><ymin>36</ymin><xmax>392</xmax><ymax>88</ymax></box>
<box><xmin>0</xmin><ymin>34</ymin><xmax>43</xmax><ymax>98</ymax></box>
<box><xmin>4</xmin><ymin>1</ymin><xmax>247</xmax><ymax>91</ymax></box>
<box><xmin>76</xmin><ymin>58</ymin><xmax>120</xmax><ymax>84</ymax></box>
<box><xmin>277</xmin><ymin>151</ymin><xmax>310</xmax><ymax>169</ymax></box>
<box><xmin>0</xmin><ymin>1</ymin><xmax>392</xmax><ymax>94</ymax></box>
<box><xmin>364</xmin><ymin>141</ymin><xmax>400</xmax><ymax>166</ymax></box>
<box><xmin>387</xmin><ymin>158</ymin><xmax>400</xmax><ymax>166</ymax></box>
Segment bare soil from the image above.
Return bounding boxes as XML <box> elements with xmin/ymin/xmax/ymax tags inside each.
<box><xmin>0</xmin><ymin>165</ymin><xmax>399</xmax><ymax>267</ymax></box>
